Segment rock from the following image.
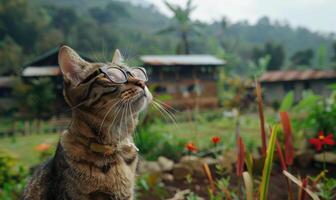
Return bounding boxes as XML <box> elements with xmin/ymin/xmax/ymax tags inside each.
<box><xmin>162</xmin><ymin>173</ymin><xmax>174</xmax><ymax>182</ymax></box>
<box><xmin>140</xmin><ymin>161</ymin><xmax>161</xmax><ymax>173</ymax></box>
<box><xmin>173</xmin><ymin>163</ymin><xmax>193</xmax><ymax>180</ymax></box>
<box><xmin>158</xmin><ymin>156</ymin><xmax>174</xmax><ymax>172</ymax></box>
<box><xmin>202</xmin><ymin>157</ymin><xmax>218</xmax><ymax>166</ymax></box>
<box><xmin>314</xmin><ymin>152</ymin><xmax>336</xmax><ymax>164</ymax></box>
<box><xmin>167</xmin><ymin>189</ymin><xmax>190</xmax><ymax>200</ymax></box>
<box><xmin>180</xmin><ymin>156</ymin><xmax>206</xmax><ymax>178</ymax></box>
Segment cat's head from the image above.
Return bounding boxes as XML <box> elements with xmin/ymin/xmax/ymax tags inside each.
<box><xmin>58</xmin><ymin>45</ymin><xmax>152</xmax><ymax>138</ymax></box>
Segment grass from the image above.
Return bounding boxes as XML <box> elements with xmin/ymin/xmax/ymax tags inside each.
<box><xmin>150</xmin><ymin>112</ymin><xmax>261</xmax><ymax>149</ymax></box>
<box><xmin>0</xmin><ymin>111</ymin><xmax>263</xmax><ymax>167</ymax></box>
<box><xmin>0</xmin><ymin>134</ymin><xmax>59</xmax><ymax>166</ymax></box>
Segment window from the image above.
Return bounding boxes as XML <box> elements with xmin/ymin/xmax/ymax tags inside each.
<box><xmin>283</xmin><ymin>82</ymin><xmax>294</xmax><ymax>92</ymax></box>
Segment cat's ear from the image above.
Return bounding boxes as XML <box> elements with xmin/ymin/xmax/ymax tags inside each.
<box><xmin>58</xmin><ymin>45</ymin><xmax>88</xmax><ymax>85</ymax></box>
<box><xmin>112</xmin><ymin>49</ymin><xmax>123</xmax><ymax>64</ymax></box>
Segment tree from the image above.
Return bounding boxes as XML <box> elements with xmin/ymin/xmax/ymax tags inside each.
<box><xmin>158</xmin><ymin>0</ymin><xmax>199</xmax><ymax>54</ymax></box>
<box><xmin>50</xmin><ymin>7</ymin><xmax>79</xmax><ymax>36</ymax></box>
<box><xmin>317</xmin><ymin>44</ymin><xmax>327</xmax><ymax>68</ymax></box>
<box><xmin>290</xmin><ymin>49</ymin><xmax>314</xmax><ymax>66</ymax></box>
<box><xmin>252</xmin><ymin>42</ymin><xmax>285</xmax><ymax>71</ymax></box>
<box><xmin>13</xmin><ymin>78</ymin><xmax>56</xmax><ymax>120</ymax></box>
<box><xmin>0</xmin><ymin>0</ymin><xmax>48</xmax><ymax>52</ymax></box>
<box><xmin>89</xmin><ymin>2</ymin><xmax>128</xmax><ymax>24</ymax></box>
<box><xmin>331</xmin><ymin>42</ymin><xmax>336</xmax><ymax>62</ymax></box>
<box><xmin>0</xmin><ymin>36</ymin><xmax>23</xmax><ymax>75</ymax></box>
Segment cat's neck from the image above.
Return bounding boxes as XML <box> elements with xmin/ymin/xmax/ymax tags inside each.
<box><xmin>68</xmin><ymin>110</ymin><xmax>137</xmax><ymax>145</ymax></box>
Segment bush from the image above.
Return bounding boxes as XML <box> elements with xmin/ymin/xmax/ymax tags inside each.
<box><xmin>135</xmin><ymin>119</ymin><xmax>187</xmax><ymax>161</ymax></box>
<box><xmin>0</xmin><ymin>150</ymin><xmax>28</xmax><ymax>200</ymax></box>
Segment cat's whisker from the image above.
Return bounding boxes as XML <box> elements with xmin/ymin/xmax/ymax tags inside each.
<box><xmin>109</xmin><ymin>103</ymin><xmax>124</xmax><ymax>136</ymax></box>
<box><xmin>152</xmin><ymin>101</ymin><xmax>177</xmax><ymax>125</ymax></box>
<box><xmin>153</xmin><ymin>98</ymin><xmax>179</xmax><ymax>114</ymax></box>
<box><xmin>152</xmin><ymin>102</ymin><xmax>177</xmax><ymax>126</ymax></box>
<box><xmin>98</xmin><ymin>100</ymin><xmax>122</xmax><ymax>136</ymax></box>
<box><xmin>153</xmin><ymin>99</ymin><xmax>178</xmax><ymax>120</ymax></box>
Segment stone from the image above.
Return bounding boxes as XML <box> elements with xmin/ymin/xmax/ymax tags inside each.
<box><xmin>141</xmin><ymin>161</ymin><xmax>161</xmax><ymax>173</ymax></box>
<box><xmin>180</xmin><ymin>156</ymin><xmax>206</xmax><ymax>178</ymax></box>
<box><xmin>314</xmin><ymin>152</ymin><xmax>336</xmax><ymax>164</ymax></box>
<box><xmin>158</xmin><ymin>156</ymin><xmax>174</xmax><ymax>172</ymax></box>
<box><xmin>162</xmin><ymin>173</ymin><xmax>174</xmax><ymax>182</ymax></box>
<box><xmin>173</xmin><ymin>163</ymin><xmax>193</xmax><ymax>180</ymax></box>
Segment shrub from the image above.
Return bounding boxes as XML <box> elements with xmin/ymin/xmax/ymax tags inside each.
<box><xmin>0</xmin><ymin>150</ymin><xmax>27</xmax><ymax>199</ymax></box>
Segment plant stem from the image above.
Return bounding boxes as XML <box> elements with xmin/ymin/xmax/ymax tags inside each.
<box><xmin>323</xmin><ymin>151</ymin><xmax>326</xmax><ymax>171</ymax></box>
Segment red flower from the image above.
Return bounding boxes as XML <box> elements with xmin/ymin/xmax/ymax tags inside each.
<box><xmin>211</xmin><ymin>136</ymin><xmax>221</xmax><ymax>144</ymax></box>
<box><xmin>186</xmin><ymin>142</ymin><xmax>197</xmax><ymax>152</ymax></box>
<box><xmin>309</xmin><ymin>131</ymin><xmax>335</xmax><ymax>151</ymax></box>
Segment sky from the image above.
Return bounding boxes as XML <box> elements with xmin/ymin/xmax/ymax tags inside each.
<box><xmin>147</xmin><ymin>0</ymin><xmax>336</xmax><ymax>34</ymax></box>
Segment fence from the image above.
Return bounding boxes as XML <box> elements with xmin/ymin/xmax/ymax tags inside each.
<box><xmin>0</xmin><ymin>118</ymin><xmax>70</xmax><ymax>138</ymax></box>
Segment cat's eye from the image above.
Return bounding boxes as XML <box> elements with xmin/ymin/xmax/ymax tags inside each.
<box><xmin>130</xmin><ymin>67</ymin><xmax>148</xmax><ymax>82</ymax></box>
<box><xmin>79</xmin><ymin>66</ymin><xmax>148</xmax><ymax>86</ymax></box>
<box><xmin>105</xmin><ymin>67</ymin><xmax>128</xmax><ymax>84</ymax></box>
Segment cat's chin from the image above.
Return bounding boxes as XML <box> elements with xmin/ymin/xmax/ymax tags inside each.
<box><xmin>131</xmin><ymin>95</ymin><xmax>149</xmax><ymax>113</ymax></box>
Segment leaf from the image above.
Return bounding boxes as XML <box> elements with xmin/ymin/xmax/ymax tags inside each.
<box><xmin>279</xmin><ymin>112</ymin><xmax>294</xmax><ymax>165</ymax></box>
<box><xmin>283</xmin><ymin>170</ymin><xmax>320</xmax><ymax>200</ymax></box>
<box><xmin>255</xmin><ymin>80</ymin><xmax>267</xmax><ymax>156</ymax></box>
<box><xmin>242</xmin><ymin>171</ymin><xmax>254</xmax><ymax>200</ymax></box>
<box><xmin>236</xmin><ymin>136</ymin><xmax>246</xmax><ymax>177</ymax></box>
<box><xmin>245</xmin><ymin>153</ymin><xmax>254</xmax><ymax>177</ymax></box>
<box><xmin>259</xmin><ymin>125</ymin><xmax>279</xmax><ymax>200</ymax></box>
<box><xmin>279</xmin><ymin>91</ymin><xmax>294</xmax><ymax>111</ymax></box>
<box><xmin>275</xmin><ymin>139</ymin><xmax>287</xmax><ymax>171</ymax></box>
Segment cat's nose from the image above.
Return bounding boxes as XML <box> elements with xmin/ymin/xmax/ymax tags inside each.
<box><xmin>128</xmin><ymin>77</ymin><xmax>145</xmax><ymax>89</ymax></box>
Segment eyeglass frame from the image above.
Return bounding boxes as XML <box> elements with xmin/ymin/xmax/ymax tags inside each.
<box><xmin>78</xmin><ymin>65</ymin><xmax>148</xmax><ymax>86</ymax></box>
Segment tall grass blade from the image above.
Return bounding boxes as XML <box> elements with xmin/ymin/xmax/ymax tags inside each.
<box><xmin>236</xmin><ymin>136</ymin><xmax>246</xmax><ymax>177</ymax></box>
<box><xmin>259</xmin><ymin>125</ymin><xmax>279</xmax><ymax>200</ymax></box>
<box><xmin>279</xmin><ymin>112</ymin><xmax>295</xmax><ymax>166</ymax></box>
<box><xmin>242</xmin><ymin>171</ymin><xmax>254</xmax><ymax>200</ymax></box>
<box><xmin>245</xmin><ymin>153</ymin><xmax>254</xmax><ymax>177</ymax></box>
<box><xmin>299</xmin><ymin>177</ymin><xmax>308</xmax><ymax>200</ymax></box>
<box><xmin>283</xmin><ymin>170</ymin><xmax>320</xmax><ymax>200</ymax></box>
<box><xmin>255</xmin><ymin>80</ymin><xmax>267</xmax><ymax>156</ymax></box>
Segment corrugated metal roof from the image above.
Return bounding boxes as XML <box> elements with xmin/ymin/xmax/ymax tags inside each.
<box><xmin>0</xmin><ymin>76</ymin><xmax>15</xmax><ymax>87</ymax></box>
<box><xmin>22</xmin><ymin>66</ymin><xmax>61</xmax><ymax>77</ymax></box>
<box><xmin>140</xmin><ymin>55</ymin><xmax>225</xmax><ymax>66</ymax></box>
<box><xmin>260</xmin><ymin>70</ymin><xmax>336</xmax><ymax>82</ymax></box>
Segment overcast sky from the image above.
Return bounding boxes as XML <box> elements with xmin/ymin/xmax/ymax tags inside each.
<box><xmin>147</xmin><ymin>0</ymin><xmax>336</xmax><ymax>34</ymax></box>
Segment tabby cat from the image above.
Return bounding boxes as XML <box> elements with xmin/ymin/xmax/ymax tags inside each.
<box><xmin>22</xmin><ymin>45</ymin><xmax>152</xmax><ymax>200</ymax></box>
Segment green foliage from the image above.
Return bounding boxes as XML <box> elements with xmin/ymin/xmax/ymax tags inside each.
<box><xmin>290</xmin><ymin>49</ymin><xmax>314</xmax><ymax>66</ymax></box>
<box><xmin>136</xmin><ymin>173</ymin><xmax>168</xmax><ymax>200</ymax></box>
<box><xmin>317</xmin><ymin>44</ymin><xmax>328</xmax><ymax>68</ymax></box>
<box><xmin>290</xmin><ymin>90</ymin><xmax>336</xmax><ymax>139</ymax></box>
<box><xmin>252</xmin><ymin>42</ymin><xmax>285</xmax><ymax>71</ymax></box>
<box><xmin>135</xmin><ymin>119</ymin><xmax>186</xmax><ymax>161</ymax></box>
<box><xmin>0</xmin><ymin>37</ymin><xmax>23</xmax><ymax>75</ymax></box>
<box><xmin>158</xmin><ymin>0</ymin><xmax>200</xmax><ymax>54</ymax></box>
<box><xmin>316</xmin><ymin>177</ymin><xmax>336</xmax><ymax>200</ymax></box>
<box><xmin>0</xmin><ymin>150</ymin><xmax>27</xmax><ymax>200</ymax></box>
<box><xmin>279</xmin><ymin>91</ymin><xmax>294</xmax><ymax>111</ymax></box>
<box><xmin>13</xmin><ymin>78</ymin><xmax>56</xmax><ymax>119</ymax></box>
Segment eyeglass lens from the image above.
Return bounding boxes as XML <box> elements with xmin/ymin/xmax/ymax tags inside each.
<box><xmin>105</xmin><ymin>67</ymin><xmax>147</xmax><ymax>83</ymax></box>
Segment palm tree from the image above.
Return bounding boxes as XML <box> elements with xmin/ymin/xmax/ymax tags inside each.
<box><xmin>158</xmin><ymin>0</ymin><xmax>200</xmax><ymax>54</ymax></box>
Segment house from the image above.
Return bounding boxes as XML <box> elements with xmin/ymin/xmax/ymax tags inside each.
<box><xmin>0</xmin><ymin>76</ymin><xmax>16</xmax><ymax>114</ymax></box>
<box><xmin>22</xmin><ymin>47</ymin><xmax>94</xmax><ymax>116</ymax></box>
<box><xmin>259</xmin><ymin>69</ymin><xmax>336</xmax><ymax>103</ymax></box>
<box><xmin>140</xmin><ymin>55</ymin><xmax>226</xmax><ymax>109</ymax></box>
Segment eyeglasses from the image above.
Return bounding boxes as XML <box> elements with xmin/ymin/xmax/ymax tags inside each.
<box><xmin>79</xmin><ymin>65</ymin><xmax>148</xmax><ymax>86</ymax></box>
